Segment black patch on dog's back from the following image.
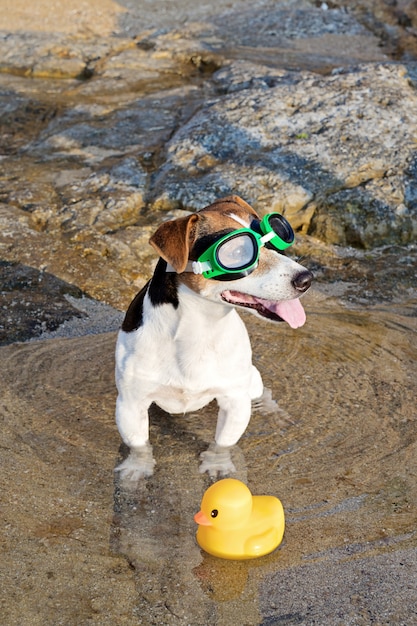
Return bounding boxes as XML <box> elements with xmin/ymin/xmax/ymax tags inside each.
<box><xmin>121</xmin><ymin>259</ymin><xmax>179</xmax><ymax>333</ymax></box>
<box><xmin>148</xmin><ymin>258</ymin><xmax>179</xmax><ymax>308</ymax></box>
<box><xmin>121</xmin><ymin>282</ymin><xmax>148</xmax><ymax>332</ymax></box>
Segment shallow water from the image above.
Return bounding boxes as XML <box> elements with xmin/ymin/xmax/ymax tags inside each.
<box><xmin>2</xmin><ymin>288</ymin><xmax>416</xmax><ymax>624</ymax></box>
<box><xmin>101</xmin><ymin>291</ymin><xmax>417</xmax><ymax>623</ymax></box>
<box><xmin>2</xmin><ymin>0</ymin><xmax>417</xmax><ymax>621</ymax></box>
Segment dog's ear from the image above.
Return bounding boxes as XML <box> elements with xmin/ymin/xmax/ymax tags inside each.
<box><xmin>149</xmin><ymin>213</ymin><xmax>199</xmax><ymax>273</ymax></box>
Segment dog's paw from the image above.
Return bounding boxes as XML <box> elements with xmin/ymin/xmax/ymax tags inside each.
<box><xmin>252</xmin><ymin>386</ymin><xmax>278</xmax><ymax>414</ymax></box>
<box><xmin>199</xmin><ymin>443</ymin><xmax>236</xmax><ymax>478</ymax></box>
<box><xmin>115</xmin><ymin>444</ymin><xmax>156</xmax><ymax>481</ymax></box>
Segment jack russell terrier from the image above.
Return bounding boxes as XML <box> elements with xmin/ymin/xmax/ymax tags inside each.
<box><xmin>115</xmin><ymin>195</ymin><xmax>312</xmax><ymax>480</ymax></box>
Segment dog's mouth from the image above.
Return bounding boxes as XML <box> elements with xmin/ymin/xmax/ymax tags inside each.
<box><xmin>221</xmin><ymin>290</ymin><xmax>306</xmax><ymax>328</ymax></box>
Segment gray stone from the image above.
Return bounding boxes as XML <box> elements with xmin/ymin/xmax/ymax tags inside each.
<box><xmin>150</xmin><ymin>63</ymin><xmax>417</xmax><ymax>247</ymax></box>
<box><xmin>0</xmin><ymin>261</ymin><xmax>85</xmax><ymax>344</ymax></box>
<box><xmin>260</xmin><ymin>547</ymin><xmax>417</xmax><ymax>625</ymax></box>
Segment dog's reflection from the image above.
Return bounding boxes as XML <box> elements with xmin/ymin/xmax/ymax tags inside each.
<box><xmin>110</xmin><ymin>410</ymin><xmax>250</xmax><ymax>620</ymax></box>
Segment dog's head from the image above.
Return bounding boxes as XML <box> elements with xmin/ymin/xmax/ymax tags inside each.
<box><xmin>149</xmin><ymin>195</ymin><xmax>312</xmax><ymax>328</ymax></box>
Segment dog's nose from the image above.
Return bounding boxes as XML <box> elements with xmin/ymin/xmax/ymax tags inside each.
<box><xmin>292</xmin><ymin>270</ymin><xmax>313</xmax><ymax>293</ymax></box>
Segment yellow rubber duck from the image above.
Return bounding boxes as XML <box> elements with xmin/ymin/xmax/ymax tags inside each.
<box><xmin>194</xmin><ymin>478</ymin><xmax>285</xmax><ymax>560</ymax></box>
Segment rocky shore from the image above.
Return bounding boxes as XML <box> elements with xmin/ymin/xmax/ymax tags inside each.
<box><xmin>1</xmin><ymin>0</ymin><xmax>417</xmax><ymax>339</ymax></box>
<box><xmin>1</xmin><ymin>2</ymin><xmax>417</xmax><ymax>625</ymax></box>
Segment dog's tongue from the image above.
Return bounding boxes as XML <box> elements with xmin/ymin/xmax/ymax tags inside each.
<box><xmin>224</xmin><ymin>290</ymin><xmax>306</xmax><ymax>328</ymax></box>
<box><xmin>266</xmin><ymin>297</ymin><xmax>306</xmax><ymax>328</ymax></box>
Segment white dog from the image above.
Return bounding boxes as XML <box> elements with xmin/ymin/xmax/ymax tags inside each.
<box><xmin>115</xmin><ymin>195</ymin><xmax>312</xmax><ymax>479</ymax></box>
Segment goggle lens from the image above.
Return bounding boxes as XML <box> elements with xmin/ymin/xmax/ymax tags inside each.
<box><xmin>260</xmin><ymin>213</ymin><xmax>294</xmax><ymax>250</ymax></box>
<box><xmin>216</xmin><ymin>233</ymin><xmax>257</xmax><ymax>270</ymax></box>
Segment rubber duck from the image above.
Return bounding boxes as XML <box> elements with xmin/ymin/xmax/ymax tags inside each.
<box><xmin>194</xmin><ymin>478</ymin><xmax>285</xmax><ymax>560</ymax></box>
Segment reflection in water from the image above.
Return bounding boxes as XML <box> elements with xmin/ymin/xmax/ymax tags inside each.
<box><xmin>2</xmin><ymin>291</ymin><xmax>416</xmax><ymax>624</ymax></box>
<box><xmin>108</xmin><ymin>291</ymin><xmax>417</xmax><ymax>622</ymax></box>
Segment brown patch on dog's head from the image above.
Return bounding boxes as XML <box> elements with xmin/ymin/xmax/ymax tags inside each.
<box><xmin>149</xmin><ymin>195</ymin><xmax>259</xmax><ymax>274</ymax></box>
<box><xmin>200</xmin><ymin>195</ymin><xmax>260</xmax><ymax>222</ymax></box>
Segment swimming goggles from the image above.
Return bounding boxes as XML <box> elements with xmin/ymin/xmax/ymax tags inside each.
<box><xmin>190</xmin><ymin>212</ymin><xmax>295</xmax><ymax>281</ymax></box>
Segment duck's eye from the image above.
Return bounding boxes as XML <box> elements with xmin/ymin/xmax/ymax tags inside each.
<box><xmin>211</xmin><ymin>509</ymin><xmax>218</xmax><ymax>518</ymax></box>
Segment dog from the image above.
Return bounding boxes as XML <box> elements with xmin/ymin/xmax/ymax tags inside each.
<box><xmin>115</xmin><ymin>195</ymin><xmax>312</xmax><ymax>480</ymax></box>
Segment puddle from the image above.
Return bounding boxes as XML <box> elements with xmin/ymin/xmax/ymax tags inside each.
<box><xmin>1</xmin><ymin>1</ymin><xmax>417</xmax><ymax>621</ymax></box>
<box><xmin>112</xmin><ymin>291</ymin><xmax>417</xmax><ymax>622</ymax></box>
<box><xmin>2</xmin><ymin>289</ymin><xmax>416</xmax><ymax>623</ymax></box>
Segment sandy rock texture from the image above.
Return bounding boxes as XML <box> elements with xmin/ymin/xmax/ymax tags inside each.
<box><xmin>0</xmin><ymin>0</ymin><xmax>416</xmax><ymax>316</ymax></box>
<box><xmin>1</xmin><ymin>2</ymin><xmax>417</xmax><ymax>623</ymax></box>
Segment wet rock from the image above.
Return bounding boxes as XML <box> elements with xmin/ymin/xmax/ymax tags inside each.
<box><xmin>0</xmin><ymin>90</ymin><xmax>59</xmax><ymax>153</ymax></box>
<box><xmin>0</xmin><ymin>0</ymin><xmax>416</xmax><ymax>311</ymax></box>
<box><xmin>331</xmin><ymin>0</ymin><xmax>417</xmax><ymax>60</ymax></box>
<box><xmin>0</xmin><ymin>1</ymin><xmax>415</xmax><ymax>282</ymax></box>
<box><xmin>27</xmin><ymin>84</ymin><xmax>204</xmax><ymax>164</ymax></box>
<box><xmin>76</xmin><ymin>41</ymin><xmax>201</xmax><ymax>96</ymax></box>
<box><xmin>0</xmin><ymin>261</ymin><xmax>85</xmax><ymax>344</ymax></box>
<box><xmin>0</xmin><ymin>197</ymin><xmax>158</xmax><ymax>309</ymax></box>
<box><xmin>0</xmin><ymin>33</ymin><xmax>118</xmax><ymax>79</ymax></box>
<box><xmin>151</xmin><ymin>63</ymin><xmax>417</xmax><ymax>248</ymax></box>
<box><xmin>209</xmin><ymin>3</ymin><xmax>388</xmax><ymax>70</ymax></box>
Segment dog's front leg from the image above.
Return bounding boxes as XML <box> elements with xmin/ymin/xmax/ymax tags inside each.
<box><xmin>115</xmin><ymin>396</ymin><xmax>156</xmax><ymax>480</ymax></box>
<box><xmin>199</xmin><ymin>394</ymin><xmax>252</xmax><ymax>477</ymax></box>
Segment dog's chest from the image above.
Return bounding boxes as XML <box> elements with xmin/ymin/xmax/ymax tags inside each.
<box><xmin>156</xmin><ymin>314</ymin><xmax>252</xmax><ymax>386</ymax></box>
<box><xmin>151</xmin><ymin>383</ymin><xmax>220</xmax><ymax>413</ymax></box>
<box><xmin>120</xmin><ymin>298</ymin><xmax>253</xmax><ymax>384</ymax></box>
<box><xmin>150</xmin><ymin>332</ymin><xmax>253</xmax><ymax>413</ymax></box>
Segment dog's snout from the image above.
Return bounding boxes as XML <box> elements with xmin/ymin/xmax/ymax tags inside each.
<box><xmin>292</xmin><ymin>270</ymin><xmax>313</xmax><ymax>293</ymax></box>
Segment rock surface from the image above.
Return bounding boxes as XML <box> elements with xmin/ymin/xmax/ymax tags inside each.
<box><xmin>151</xmin><ymin>62</ymin><xmax>417</xmax><ymax>248</ymax></box>
<box><xmin>1</xmin><ymin>1</ymin><xmax>417</xmax><ymax>625</ymax></box>
<box><xmin>0</xmin><ymin>0</ymin><xmax>417</xmax><ymax>315</ymax></box>
<box><xmin>2</xmin><ymin>296</ymin><xmax>417</xmax><ymax>625</ymax></box>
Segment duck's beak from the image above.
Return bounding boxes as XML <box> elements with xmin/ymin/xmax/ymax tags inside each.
<box><xmin>194</xmin><ymin>510</ymin><xmax>211</xmax><ymax>526</ymax></box>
